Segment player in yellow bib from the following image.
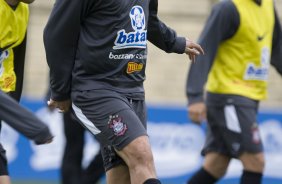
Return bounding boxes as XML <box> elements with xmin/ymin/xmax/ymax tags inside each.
<box><xmin>0</xmin><ymin>0</ymin><xmax>29</xmax><ymax>94</ymax></box>
<box><xmin>186</xmin><ymin>0</ymin><xmax>282</xmax><ymax>184</ymax></box>
<box><xmin>0</xmin><ymin>1</ymin><xmax>54</xmax><ymax>184</ymax></box>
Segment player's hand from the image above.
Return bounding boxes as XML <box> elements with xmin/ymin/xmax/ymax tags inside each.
<box><xmin>184</xmin><ymin>38</ymin><xmax>204</xmax><ymax>62</ymax></box>
<box><xmin>47</xmin><ymin>98</ymin><xmax>71</xmax><ymax>113</ymax></box>
<box><xmin>188</xmin><ymin>102</ymin><xmax>206</xmax><ymax>124</ymax></box>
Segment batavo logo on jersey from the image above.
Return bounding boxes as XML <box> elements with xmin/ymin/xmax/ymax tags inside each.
<box><xmin>113</xmin><ymin>6</ymin><xmax>147</xmax><ymax>50</ymax></box>
<box><xmin>244</xmin><ymin>63</ymin><xmax>268</xmax><ymax>81</ymax></box>
<box><xmin>108</xmin><ymin>115</ymin><xmax>127</xmax><ymax>136</ymax></box>
<box><xmin>127</xmin><ymin>62</ymin><xmax>143</xmax><ymax>74</ymax></box>
<box><xmin>244</xmin><ymin>47</ymin><xmax>270</xmax><ymax>81</ymax></box>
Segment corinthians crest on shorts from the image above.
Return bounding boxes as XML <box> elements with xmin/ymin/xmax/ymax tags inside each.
<box><xmin>113</xmin><ymin>5</ymin><xmax>147</xmax><ymax>50</ymax></box>
<box><xmin>108</xmin><ymin>115</ymin><xmax>128</xmax><ymax>136</ymax></box>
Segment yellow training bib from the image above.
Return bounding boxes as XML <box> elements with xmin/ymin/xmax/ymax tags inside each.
<box><xmin>206</xmin><ymin>0</ymin><xmax>275</xmax><ymax>100</ymax></box>
<box><xmin>0</xmin><ymin>1</ymin><xmax>29</xmax><ymax>92</ymax></box>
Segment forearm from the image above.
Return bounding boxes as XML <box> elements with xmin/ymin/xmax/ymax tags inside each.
<box><xmin>0</xmin><ymin>90</ymin><xmax>53</xmax><ymax>144</ymax></box>
<box><xmin>147</xmin><ymin>0</ymin><xmax>186</xmax><ymax>53</ymax></box>
<box><xmin>43</xmin><ymin>0</ymin><xmax>81</xmax><ymax>100</ymax></box>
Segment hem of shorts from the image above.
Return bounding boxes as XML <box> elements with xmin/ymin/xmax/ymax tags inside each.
<box><xmin>201</xmin><ymin>148</ymin><xmax>232</xmax><ymax>157</ymax></box>
<box><xmin>202</xmin><ymin>148</ymin><xmax>263</xmax><ymax>158</ymax></box>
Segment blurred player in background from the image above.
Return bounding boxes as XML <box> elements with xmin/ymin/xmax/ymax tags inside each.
<box><xmin>0</xmin><ymin>0</ymin><xmax>54</xmax><ymax>183</ymax></box>
<box><xmin>0</xmin><ymin>0</ymin><xmax>32</xmax><ymax>100</ymax></box>
<box><xmin>61</xmin><ymin>111</ymin><xmax>105</xmax><ymax>184</ymax></box>
<box><xmin>45</xmin><ymin>88</ymin><xmax>105</xmax><ymax>184</ymax></box>
<box><xmin>0</xmin><ymin>91</ymin><xmax>53</xmax><ymax>184</ymax></box>
<box><xmin>61</xmin><ymin>110</ymin><xmax>105</xmax><ymax>184</ymax></box>
<box><xmin>44</xmin><ymin>0</ymin><xmax>204</xmax><ymax>183</ymax></box>
<box><xmin>186</xmin><ymin>0</ymin><xmax>282</xmax><ymax>184</ymax></box>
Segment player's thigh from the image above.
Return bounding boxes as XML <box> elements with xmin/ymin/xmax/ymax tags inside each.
<box><xmin>201</xmin><ymin>106</ymin><xmax>231</xmax><ymax>157</ymax></box>
<box><xmin>99</xmin><ymin>107</ymin><xmax>148</xmax><ymax>171</ymax></box>
<box><xmin>235</xmin><ymin>105</ymin><xmax>263</xmax><ymax>154</ymax></box>
<box><xmin>71</xmin><ymin>90</ymin><xmax>147</xmax><ymax>170</ymax></box>
<box><xmin>204</xmin><ymin>152</ymin><xmax>231</xmax><ymax>178</ymax></box>
<box><xmin>116</xmin><ymin>135</ymin><xmax>153</xmax><ymax>166</ymax></box>
<box><xmin>206</xmin><ymin>104</ymin><xmax>263</xmax><ymax>158</ymax></box>
<box><xmin>72</xmin><ymin>92</ymin><xmax>147</xmax><ymax>149</ymax></box>
<box><xmin>239</xmin><ymin>152</ymin><xmax>265</xmax><ymax>172</ymax></box>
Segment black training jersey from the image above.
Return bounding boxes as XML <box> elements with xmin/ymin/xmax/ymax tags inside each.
<box><xmin>44</xmin><ymin>0</ymin><xmax>186</xmax><ymax>101</ymax></box>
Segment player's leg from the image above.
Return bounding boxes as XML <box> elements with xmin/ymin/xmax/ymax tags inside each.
<box><xmin>114</xmin><ymin>99</ymin><xmax>159</xmax><ymax>184</ymax></box>
<box><xmin>203</xmin><ymin>152</ymin><xmax>231</xmax><ymax>178</ymax></box>
<box><xmin>97</xmin><ymin>107</ymin><xmax>158</xmax><ymax>184</ymax></box>
<box><xmin>235</xmin><ymin>105</ymin><xmax>264</xmax><ymax>184</ymax></box>
<box><xmin>61</xmin><ymin>110</ymin><xmax>85</xmax><ymax>184</ymax></box>
<box><xmin>210</xmin><ymin>103</ymin><xmax>264</xmax><ymax>184</ymax></box>
<box><xmin>187</xmin><ymin>124</ymin><xmax>231</xmax><ymax>184</ymax></box>
<box><xmin>188</xmin><ymin>152</ymin><xmax>230</xmax><ymax>184</ymax></box>
<box><xmin>72</xmin><ymin>90</ymin><xmax>160</xmax><ymax>184</ymax></box>
<box><xmin>116</xmin><ymin>135</ymin><xmax>158</xmax><ymax>184</ymax></box>
<box><xmin>239</xmin><ymin>152</ymin><xmax>264</xmax><ymax>184</ymax></box>
<box><xmin>82</xmin><ymin>142</ymin><xmax>105</xmax><ymax>184</ymax></box>
<box><xmin>106</xmin><ymin>164</ymin><xmax>130</xmax><ymax>184</ymax></box>
<box><xmin>188</xmin><ymin>102</ymin><xmax>237</xmax><ymax>184</ymax></box>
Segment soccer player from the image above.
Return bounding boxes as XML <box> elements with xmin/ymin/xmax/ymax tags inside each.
<box><xmin>0</xmin><ymin>0</ymin><xmax>54</xmax><ymax>183</ymax></box>
<box><xmin>0</xmin><ymin>0</ymin><xmax>31</xmax><ymax>98</ymax></box>
<box><xmin>185</xmin><ymin>0</ymin><xmax>282</xmax><ymax>184</ymax></box>
<box><xmin>43</xmin><ymin>0</ymin><xmax>204</xmax><ymax>183</ymax></box>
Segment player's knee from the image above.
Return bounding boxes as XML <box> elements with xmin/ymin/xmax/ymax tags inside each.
<box><xmin>204</xmin><ymin>162</ymin><xmax>228</xmax><ymax>178</ymax></box>
<box><xmin>240</xmin><ymin>152</ymin><xmax>265</xmax><ymax>172</ymax></box>
<box><xmin>214</xmin><ymin>164</ymin><xmax>228</xmax><ymax>177</ymax></box>
<box><xmin>203</xmin><ymin>153</ymin><xmax>230</xmax><ymax>178</ymax></box>
<box><xmin>125</xmin><ymin>136</ymin><xmax>154</xmax><ymax>168</ymax></box>
<box><xmin>131</xmin><ymin>138</ymin><xmax>153</xmax><ymax>164</ymax></box>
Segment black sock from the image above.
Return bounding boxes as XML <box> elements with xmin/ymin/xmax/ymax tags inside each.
<box><xmin>240</xmin><ymin>170</ymin><xmax>262</xmax><ymax>184</ymax></box>
<box><xmin>187</xmin><ymin>167</ymin><xmax>218</xmax><ymax>184</ymax></box>
<box><xmin>143</xmin><ymin>178</ymin><xmax>161</xmax><ymax>184</ymax></box>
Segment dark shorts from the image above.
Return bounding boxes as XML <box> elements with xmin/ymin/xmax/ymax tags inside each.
<box><xmin>0</xmin><ymin>144</ymin><xmax>8</xmax><ymax>176</ymax></box>
<box><xmin>71</xmin><ymin>89</ymin><xmax>147</xmax><ymax>171</ymax></box>
<box><xmin>202</xmin><ymin>104</ymin><xmax>263</xmax><ymax>158</ymax></box>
